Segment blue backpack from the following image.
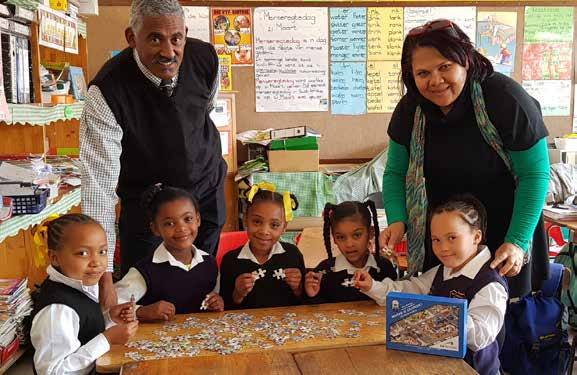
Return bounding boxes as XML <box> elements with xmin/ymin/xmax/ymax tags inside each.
<box><xmin>500</xmin><ymin>263</ymin><xmax>573</xmax><ymax>375</ymax></box>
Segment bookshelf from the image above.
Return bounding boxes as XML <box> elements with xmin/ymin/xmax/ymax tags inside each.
<box><xmin>0</xmin><ymin>9</ymin><xmax>87</xmax><ymax>291</ymax></box>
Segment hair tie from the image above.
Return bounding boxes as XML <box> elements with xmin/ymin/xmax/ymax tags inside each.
<box><xmin>33</xmin><ymin>214</ymin><xmax>61</xmax><ymax>268</ymax></box>
<box><xmin>246</xmin><ymin>182</ymin><xmax>276</xmax><ymax>203</ymax></box>
<box><xmin>283</xmin><ymin>191</ymin><xmax>294</xmax><ymax>222</ymax></box>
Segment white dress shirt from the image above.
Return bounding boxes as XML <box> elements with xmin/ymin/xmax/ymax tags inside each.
<box><xmin>237</xmin><ymin>241</ymin><xmax>286</xmax><ymax>264</ymax></box>
<box><xmin>30</xmin><ymin>266</ymin><xmax>113</xmax><ymax>375</ymax></box>
<box><xmin>333</xmin><ymin>253</ymin><xmax>381</xmax><ymax>274</ymax></box>
<box><xmin>363</xmin><ymin>246</ymin><xmax>508</xmax><ymax>351</ymax></box>
<box><xmin>115</xmin><ymin>243</ymin><xmax>220</xmax><ymax>305</ymax></box>
<box><xmin>80</xmin><ymin>49</ymin><xmax>218</xmax><ymax>271</ymax></box>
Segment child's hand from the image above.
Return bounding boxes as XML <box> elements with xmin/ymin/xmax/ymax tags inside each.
<box><xmin>233</xmin><ymin>273</ymin><xmax>255</xmax><ymax>304</ymax></box>
<box><xmin>205</xmin><ymin>292</ymin><xmax>224</xmax><ymax>312</ymax></box>
<box><xmin>109</xmin><ymin>301</ymin><xmax>135</xmax><ymax>323</ymax></box>
<box><xmin>284</xmin><ymin>268</ymin><xmax>302</xmax><ymax>295</ymax></box>
<box><xmin>136</xmin><ymin>300</ymin><xmax>175</xmax><ymax>321</ymax></box>
<box><xmin>304</xmin><ymin>271</ymin><xmax>323</xmax><ymax>298</ymax></box>
<box><xmin>353</xmin><ymin>269</ymin><xmax>373</xmax><ymax>292</ymax></box>
<box><xmin>103</xmin><ymin>321</ymin><xmax>139</xmax><ymax>345</ymax></box>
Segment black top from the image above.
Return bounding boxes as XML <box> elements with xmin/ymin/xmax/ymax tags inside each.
<box><xmin>308</xmin><ymin>255</ymin><xmax>397</xmax><ymax>304</ymax></box>
<box><xmin>220</xmin><ymin>242</ymin><xmax>306</xmax><ymax>309</ymax></box>
<box><xmin>89</xmin><ymin>38</ymin><xmax>226</xmax><ymax>201</ymax></box>
<box><xmin>31</xmin><ymin>279</ymin><xmax>105</xmax><ymax>375</ymax></box>
<box><xmin>134</xmin><ymin>252</ymin><xmax>218</xmax><ymax>314</ymax></box>
<box><xmin>387</xmin><ymin>73</ymin><xmax>549</xmax><ymax>294</ymax></box>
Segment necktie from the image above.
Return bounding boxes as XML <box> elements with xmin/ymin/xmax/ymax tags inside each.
<box><xmin>159</xmin><ymin>79</ymin><xmax>173</xmax><ymax>97</ymax></box>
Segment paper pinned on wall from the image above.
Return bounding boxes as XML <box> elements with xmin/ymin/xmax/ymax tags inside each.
<box><xmin>330</xmin><ymin>8</ymin><xmax>366</xmax><ymax>62</ymax></box>
<box><xmin>524</xmin><ymin>7</ymin><xmax>574</xmax><ymax>43</ymax></box>
<box><xmin>367</xmin><ymin>7</ymin><xmax>403</xmax><ymax>61</ymax></box>
<box><xmin>183</xmin><ymin>7</ymin><xmax>210</xmax><ymax>42</ymax></box>
<box><xmin>522</xmin><ymin>80</ymin><xmax>571</xmax><ymax>117</ymax></box>
<box><xmin>404</xmin><ymin>7</ymin><xmax>476</xmax><ymax>42</ymax></box>
<box><xmin>254</xmin><ymin>7</ymin><xmax>329</xmax><ymax>112</ymax></box>
<box><xmin>367</xmin><ymin>60</ymin><xmax>402</xmax><ymax>114</ymax></box>
<box><xmin>220</xmin><ymin>132</ymin><xmax>230</xmax><ymax>156</ymax></box>
<box><xmin>331</xmin><ymin>62</ymin><xmax>366</xmax><ymax>115</ymax></box>
<box><xmin>476</xmin><ymin>12</ymin><xmax>517</xmax><ymax>74</ymax></box>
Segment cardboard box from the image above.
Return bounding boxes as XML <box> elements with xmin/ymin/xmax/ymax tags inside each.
<box><xmin>268</xmin><ymin>150</ymin><xmax>319</xmax><ymax>172</ymax></box>
<box><xmin>386</xmin><ymin>292</ymin><xmax>467</xmax><ymax>359</ymax></box>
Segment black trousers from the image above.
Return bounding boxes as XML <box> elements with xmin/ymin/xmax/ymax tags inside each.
<box><xmin>118</xmin><ymin>183</ymin><xmax>226</xmax><ymax>276</ymax></box>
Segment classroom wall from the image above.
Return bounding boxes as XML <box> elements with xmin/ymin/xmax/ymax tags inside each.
<box><xmin>86</xmin><ymin>5</ymin><xmax>574</xmax><ymax>160</ymax></box>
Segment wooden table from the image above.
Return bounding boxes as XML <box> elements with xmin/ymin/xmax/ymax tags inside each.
<box><xmin>97</xmin><ymin>301</ymin><xmax>388</xmax><ymax>373</ymax></box>
<box><xmin>120</xmin><ymin>344</ymin><xmax>477</xmax><ymax>375</ymax></box>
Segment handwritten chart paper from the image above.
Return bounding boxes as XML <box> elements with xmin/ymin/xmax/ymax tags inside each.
<box><xmin>522</xmin><ymin>7</ymin><xmax>573</xmax><ymax>81</ymax></box>
<box><xmin>183</xmin><ymin>7</ymin><xmax>210</xmax><ymax>42</ymax></box>
<box><xmin>367</xmin><ymin>61</ymin><xmax>402</xmax><ymax>113</ymax></box>
<box><xmin>330</xmin><ymin>8</ymin><xmax>366</xmax><ymax>62</ymax></box>
<box><xmin>254</xmin><ymin>8</ymin><xmax>329</xmax><ymax>112</ymax></box>
<box><xmin>404</xmin><ymin>7</ymin><xmax>476</xmax><ymax>42</ymax></box>
<box><xmin>367</xmin><ymin>8</ymin><xmax>403</xmax><ymax>61</ymax></box>
<box><xmin>522</xmin><ymin>80</ymin><xmax>571</xmax><ymax>116</ymax></box>
<box><xmin>331</xmin><ymin>62</ymin><xmax>366</xmax><ymax>115</ymax></box>
<box><xmin>477</xmin><ymin>12</ymin><xmax>517</xmax><ymax>74</ymax></box>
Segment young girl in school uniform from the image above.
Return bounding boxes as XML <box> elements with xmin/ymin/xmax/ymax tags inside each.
<box><xmin>30</xmin><ymin>214</ymin><xmax>139</xmax><ymax>375</ymax></box>
<box><xmin>354</xmin><ymin>195</ymin><xmax>508</xmax><ymax>375</ymax></box>
<box><xmin>219</xmin><ymin>183</ymin><xmax>305</xmax><ymax>309</ymax></box>
<box><xmin>115</xmin><ymin>184</ymin><xmax>224</xmax><ymax>321</ymax></box>
<box><xmin>304</xmin><ymin>201</ymin><xmax>397</xmax><ymax>303</ymax></box>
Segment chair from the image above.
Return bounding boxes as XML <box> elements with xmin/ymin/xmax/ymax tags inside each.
<box><xmin>364</xmin><ymin>191</ymin><xmax>384</xmax><ymax>209</ymax></box>
<box><xmin>216</xmin><ymin>231</ymin><xmax>248</xmax><ymax>266</ymax></box>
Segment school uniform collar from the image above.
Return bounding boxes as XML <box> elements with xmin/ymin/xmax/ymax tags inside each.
<box><xmin>46</xmin><ymin>265</ymin><xmax>99</xmax><ymax>303</ymax></box>
<box><xmin>133</xmin><ymin>49</ymin><xmax>178</xmax><ymax>88</ymax></box>
<box><xmin>238</xmin><ymin>241</ymin><xmax>285</xmax><ymax>264</ymax></box>
<box><xmin>333</xmin><ymin>253</ymin><xmax>380</xmax><ymax>275</ymax></box>
<box><xmin>442</xmin><ymin>245</ymin><xmax>491</xmax><ymax>281</ymax></box>
<box><xmin>152</xmin><ymin>243</ymin><xmax>208</xmax><ymax>272</ymax></box>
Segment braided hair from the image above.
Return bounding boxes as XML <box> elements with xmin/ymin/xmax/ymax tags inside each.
<box><xmin>141</xmin><ymin>183</ymin><xmax>199</xmax><ymax>223</ymax></box>
<box><xmin>244</xmin><ymin>188</ymin><xmax>299</xmax><ymax>220</ymax></box>
<box><xmin>322</xmin><ymin>200</ymin><xmax>381</xmax><ymax>262</ymax></box>
<box><xmin>46</xmin><ymin>214</ymin><xmax>101</xmax><ymax>251</ymax></box>
<box><xmin>429</xmin><ymin>194</ymin><xmax>487</xmax><ymax>244</ymax></box>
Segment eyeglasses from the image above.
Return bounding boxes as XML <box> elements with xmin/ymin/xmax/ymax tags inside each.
<box><xmin>408</xmin><ymin>19</ymin><xmax>455</xmax><ymax>37</ymax></box>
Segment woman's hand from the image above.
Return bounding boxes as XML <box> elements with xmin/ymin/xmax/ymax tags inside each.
<box><xmin>490</xmin><ymin>242</ymin><xmax>525</xmax><ymax>277</ymax></box>
<box><xmin>379</xmin><ymin>222</ymin><xmax>406</xmax><ymax>255</ymax></box>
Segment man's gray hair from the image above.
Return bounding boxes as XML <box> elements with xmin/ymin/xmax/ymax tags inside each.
<box><xmin>129</xmin><ymin>0</ymin><xmax>184</xmax><ymax>33</ymax></box>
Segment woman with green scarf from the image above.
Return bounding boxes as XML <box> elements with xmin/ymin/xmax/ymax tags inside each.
<box><xmin>381</xmin><ymin>19</ymin><xmax>550</xmax><ymax>298</ymax></box>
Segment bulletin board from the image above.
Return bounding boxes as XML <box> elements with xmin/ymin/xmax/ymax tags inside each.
<box><xmin>87</xmin><ymin>2</ymin><xmax>576</xmax><ymax>161</ymax></box>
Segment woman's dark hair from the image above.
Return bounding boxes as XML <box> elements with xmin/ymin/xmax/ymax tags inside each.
<box><xmin>47</xmin><ymin>213</ymin><xmax>101</xmax><ymax>251</ymax></box>
<box><xmin>322</xmin><ymin>200</ymin><xmax>381</xmax><ymax>262</ymax></box>
<box><xmin>244</xmin><ymin>188</ymin><xmax>299</xmax><ymax>219</ymax></box>
<box><xmin>400</xmin><ymin>20</ymin><xmax>494</xmax><ymax>98</ymax></box>
<box><xmin>429</xmin><ymin>194</ymin><xmax>487</xmax><ymax>244</ymax></box>
<box><xmin>141</xmin><ymin>183</ymin><xmax>199</xmax><ymax>223</ymax></box>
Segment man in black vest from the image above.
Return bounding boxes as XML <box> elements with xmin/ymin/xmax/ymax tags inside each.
<box><xmin>80</xmin><ymin>0</ymin><xmax>226</xmax><ymax>308</ymax></box>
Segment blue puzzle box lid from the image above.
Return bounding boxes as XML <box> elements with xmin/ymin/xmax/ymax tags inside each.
<box><xmin>386</xmin><ymin>292</ymin><xmax>468</xmax><ymax>358</ymax></box>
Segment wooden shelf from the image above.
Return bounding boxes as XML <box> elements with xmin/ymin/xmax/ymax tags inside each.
<box><xmin>2</xmin><ymin>102</ymin><xmax>84</xmax><ymax>126</ymax></box>
<box><xmin>0</xmin><ymin>347</ymin><xmax>27</xmax><ymax>374</ymax></box>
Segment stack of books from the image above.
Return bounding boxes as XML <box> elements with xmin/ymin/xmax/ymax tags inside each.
<box><xmin>0</xmin><ymin>278</ymin><xmax>32</xmax><ymax>349</ymax></box>
<box><xmin>543</xmin><ymin>204</ymin><xmax>577</xmax><ymax>220</ymax></box>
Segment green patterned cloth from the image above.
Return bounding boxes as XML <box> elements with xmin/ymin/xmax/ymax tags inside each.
<box><xmin>250</xmin><ymin>172</ymin><xmax>335</xmax><ymax>217</ymax></box>
<box><xmin>5</xmin><ymin>102</ymin><xmax>84</xmax><ymax>126</ymax></box>
<box><xmin>0</xmin><ymin>188</ymin><xmax>81</xmax><ymax>242</ymax></box>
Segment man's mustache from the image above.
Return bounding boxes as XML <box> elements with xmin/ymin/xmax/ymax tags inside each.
<box><xmin>154</xmin><ymin>56</ymin><xmax>178</xmax><ymax>64</ymax></box>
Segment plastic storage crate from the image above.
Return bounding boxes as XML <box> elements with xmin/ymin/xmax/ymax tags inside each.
<box><xmin>9</xmin><ymin>188</ymin><xmax>50</xmax><ymax>215</ymax></box>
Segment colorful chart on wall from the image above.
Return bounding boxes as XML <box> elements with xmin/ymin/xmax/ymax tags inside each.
<box><xmin>254</xmin><ymin>7</ymin><xmax>329</xmax><ymax>112</ymax></box>
<box><xmin>331</xmin><ymin>62</ymin><xmax>366</xmax><ymax>115</ymax></box>
<box><xmin>476</xmin><ymin>12</ymin><xmax>517</xmax><ymax>74</ymax></box>
<box><xmin>330</xmin><ymin>8</ymin><xmax>366</xmax><ymax>62</ymax></box>
<box><xmin>367</xmin><ymin>7</ymin><xmax>403</xmax><ymax>61</ymax></box>
<box><xmin>212</xmin><ymin>8</ymin><xmax>253</xmax><ymax>66</ymax></box>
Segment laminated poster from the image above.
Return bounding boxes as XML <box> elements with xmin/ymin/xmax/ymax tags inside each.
<box><xmin>218</xmin><ymin>54</ymin><xmax>232</xmax><ymax>91</ymax></box>
<box><xmin>212</xmin><ymin>8</ymin><xmax>253</xmax><ymax>65</ymax></box>
<box><xmin>476</xmin><ymin>12</ymin><xmax>517</xmax><ymax>74</ymax></box>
